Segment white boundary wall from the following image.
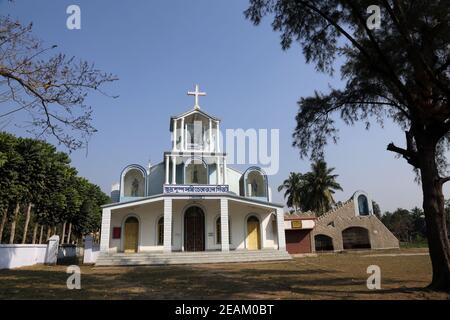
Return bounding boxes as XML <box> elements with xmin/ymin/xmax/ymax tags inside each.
<box><xmin>0</xmin><ymin>244</ymin><xmax>48</xmax><ymax>269</ymax></box>
<box><xmin>0</xmin><ymin>235</ymin><xmax>59</xmax><ymax>269</ymax></box>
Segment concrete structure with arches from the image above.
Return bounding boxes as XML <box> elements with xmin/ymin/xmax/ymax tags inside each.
<box><xmin>312</xmin><ymin>191</ymin><xmax>399</xmax><ymax>252</ymax></box>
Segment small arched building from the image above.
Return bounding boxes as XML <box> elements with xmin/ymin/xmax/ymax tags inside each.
<box><xmin>98</xmin><ymin>86</ymin><xmax>290</xmax><ymax>265</ymax></box>
<box><xmin>312</xmin><ymin>191</ymin><xmax>399</xmax><ymax>252</ymax></box>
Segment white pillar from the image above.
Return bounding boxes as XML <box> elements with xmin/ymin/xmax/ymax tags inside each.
<box><xmin>45</xmin><ymin>235</ymin><xmax>59</xmax><ymax>265</ymax></box>
<box><xmin>181</xmin><ymin>118</ymin><xmax>185</xmax><ymax>151</ymax></box>
<box><xmin>216</xmin><ymin>156</ymin><xmax>221</xmax><ymax>185</ymax></box>
<box><xmin>220</xmin><ymin>199</ymin><xmax>230</xmax><ymax>252</ymax></box>
<box><xmin>223</xmin><ymin>157</ymin><xmax>227</xmax><ymax>185</ymax></box>
<box><xmin>173</xmin><ymin>119</ymin><xmax>177</xmax><ymax>151</ymax></box>
<box><xmin>209</xmin><ymin>119</ymin><xmax>213</xmax><ymax>152</ymax></box>
<box><xmin>165</xmin><ymin>155</ymin><xmax>170</xmax><ymax>184</ymax></box>
<box><xmin>100</xmin><ymin>208</ymin><xmax>111</xmax><ymax>252</ymax></box>
<box><xmin>216</xmin><ymin>121</ymin><xmax>220</xmax><ymax>152</ymax></box>
<box><xmin>171</xmin><ymin>155</ymin><xmax>177</xmax><ymax>184</ymax></box>
<box><xmin>276</xmin><ymin>208</ymin><xmax>286</xmax><ymax>251</ymax></box>
<box><xmin>163</xmin><ymin>198</ymin><xmax>172</xmax><ymax>253</ymax></box>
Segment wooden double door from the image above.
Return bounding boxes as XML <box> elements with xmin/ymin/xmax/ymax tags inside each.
<box><xmin>184</xmin><ymin>206</ymin><xmax>205</xmax><ymax>251</ymax></box>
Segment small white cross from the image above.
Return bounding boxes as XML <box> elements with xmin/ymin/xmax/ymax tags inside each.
<box><xmin>187</xmin><ymin>84</ymin><xmax>206</xmax><ymax>109</ymax></box>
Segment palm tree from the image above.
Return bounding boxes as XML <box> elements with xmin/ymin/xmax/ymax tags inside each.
<box><xmin>301</xmin><ymin>160</ymin><xmax>343</xmax><ymax>215</ymax></box>
<box><xmin>278</xmin><ymin>172</ymin><xmax>303</xmax><ymax>213</ymax></box>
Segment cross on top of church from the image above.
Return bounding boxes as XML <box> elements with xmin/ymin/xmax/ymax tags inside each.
<box><xmin>188</xmin><ymin>84</ymin><xmax>206</xmax><ymax>110</ymax></box>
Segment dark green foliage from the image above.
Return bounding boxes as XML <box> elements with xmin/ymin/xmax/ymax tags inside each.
<box><xmin>0</xmin><ymin>132</ymin><xmax>110</xmax><ymax>243</ymax></box>
<box><xmin>277</xmin><ymin>172</ymin><xmax>303</xmax><ymax>212</ymax></box>
<box><xmin>278</xmin><ymin>160</ymin><xmax>342</xmax><ymax>215</ymax></box>
<box><xmin>381</xmin><ymin>205</ymin><xmax>447</xmax><ymax>244</ymax></box>
<box><xmin>372</xmin><ymin>201</ymin><xmax>381</xmax><ymax>218</ymax></box>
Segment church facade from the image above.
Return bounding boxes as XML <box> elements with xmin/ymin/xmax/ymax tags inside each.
<box><xmin>98</xmin><ymin>86</ymin><xmax>288</xmax><ymax>262</ymax></box>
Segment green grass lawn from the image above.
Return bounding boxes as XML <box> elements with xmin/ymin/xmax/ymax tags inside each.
<box><xmin>0</xmin><ymin>248</ymin><xmax>449</xmax><ymax>300</ymax></box>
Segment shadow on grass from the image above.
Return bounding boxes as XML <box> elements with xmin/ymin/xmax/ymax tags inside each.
<box><xmin>0</xmin><ymin>261</ymin><xmax>438</xmax><ymax>300</ymax></box>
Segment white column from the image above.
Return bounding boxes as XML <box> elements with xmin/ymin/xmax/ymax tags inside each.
<box><xmin>181</xmin><ymin>118</ymin><xmax>185</xmax><ymax>151</ymax></box>
<box><xmin>209</xmin><ymin>119</ymin><xmax>213</xmax><ymax>152</ymax></box>
<box><xmin>163</xmin><ymin>198</ymin><xmax>172</xmax><ymax>253</ymax></box>
<box><xmin>223</xmin><ymin>157</ymin><xmax>227</xmax><ymax>185</ymax></box>
<box><xmin>220</xmin><ymin>199</ymin><xmax>230</xmax><ymax>252</ymax></box>
<box><xmin>165</xmin><ymin>155</ymin><xmax>170</xmax><ymax>184</ymax></box>
<box><xmin>100</xmin><ymin>208</ymin><xmax>111</xmax><ymax>252</ymax></box>
<box><xmin>276</xmin><ymin>208</ymin><xmax>286</xmax><ymax>251</ymax></box>
<box><xmin>216</xmin><ymin>121</ymin><xmax>220</xmax><ymax>152</ymax></box>
<box><xmin>171</xmin><ymin>155</ymin><xmax>177</xmax><ymax>184</ymax></box>
<box><xmin>216</xmin><ymin>156</ymin><xmax>221</xmax><ymax>185</ymax></box>
<box><xmin>173</xmin><ymin>119</ymin><xmax>177</xmax><ymax>151</ymax></box>
<box><xmin>45</xmin><ymin>235</ymin><xmax>59</xmax><ymax>265</ymax></box>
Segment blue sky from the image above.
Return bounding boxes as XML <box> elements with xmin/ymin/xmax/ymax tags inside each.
<box><xmin>2</xmin><ymin>0</ymin><xmax>448</xmax><ymax>212</ymax></box>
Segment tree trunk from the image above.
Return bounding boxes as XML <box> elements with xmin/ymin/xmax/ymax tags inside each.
<box><xmin>46</xmin><ymin>226</ymin><xmax>51</xmax><ymax>241</ymax></box>
<box><xmin>67</xmin><ymin>222</ymin><xmax>72</xmax><ymax>244</ymax></box>
<box><xmin>0</xmin><ymin>208</ymin><xmax>7</xmax><ymax>244</ymax></box>
<box><xmin>9</xmin><ymin>203</ymin><xmax>20</xmax><ymax>244</ymax></box>
<box><xmin>32</xmin><ymin>223</ymin><xmax>38</xmax><ymax>244</ymax></box>
<box><xmin>22</xmin><ymin>203</ymin><xmax>32</xmax><ymax>244</ymax></box>
<box><xmin>39</xmin><ymin>225</ymin><xmax>43</xmax><ymax>244</ymax></box>
<box><xmin>419</xmin><ymin>141</ymin><xmax>450</xmax><ymax>291</ymax></box>
<box><xmin>61</xmin><ymin>221</ymin><xmax>66</xmax><ymax>244</ymax></box>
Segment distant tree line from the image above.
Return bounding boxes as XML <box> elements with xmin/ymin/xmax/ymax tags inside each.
<box><xmin>0</xmin><ymin>132</ymin><xmax>110</xmax><ymax>245</ymax></box>
<box><xmin>378</xmin><ymin>203</ymin><xmax>450</xmax><ymax>244</ymax></box>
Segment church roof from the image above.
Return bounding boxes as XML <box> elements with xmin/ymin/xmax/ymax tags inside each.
<box><xmin>102</xmin><ymin>192</ymin><xmax>284</xmax><ymax>209</ymax></box>
<box><xmin>169</xmin><ymin>108</ymin><xmax>220</xmax><ymax>131</ymax></box>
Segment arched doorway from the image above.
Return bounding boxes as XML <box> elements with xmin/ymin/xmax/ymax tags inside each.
<box><xmin>315</xmin><ymin>234</ymin><xmax>334</xmax><ymax>251</ymax></box>
<box><xmin>124</xmin><ymin>216</ymin><xmax>139</xmax><ymax>253</ymax></box>
<box><xmin>342</xmin><ymin>227</ymin><xmax>371</xmax><ymax>249</ymax></box>
<box><xmin>184</xmin><ymin>206</ymin><xmax>205</xmax><ymax>251</ymax></box>
<box><xmin>246</xmin><ymin>216</ymin><xmax>261</xmax><ymax>250</ymax></box>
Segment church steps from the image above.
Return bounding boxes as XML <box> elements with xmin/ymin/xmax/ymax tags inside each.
<box><xmin>95</xmin><ymin>250</ymin><xmax>292</xmax><ymax>266</ymax></box>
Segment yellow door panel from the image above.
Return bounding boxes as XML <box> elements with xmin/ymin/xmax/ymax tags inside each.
<box><xmin>124</xmin><ymin>222</ymin><xmax>138</xmax><ymax>253</ymax></box>
<box><xmin>247</xmin><ymin>220</ymin><xmax>260</xmax><ymax>250</ymax></box>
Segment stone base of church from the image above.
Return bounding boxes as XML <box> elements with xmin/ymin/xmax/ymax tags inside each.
<box><xmin>95</xmin><ymin>249</ymin><xmax>291</xmax><ymax>266</ymax></box>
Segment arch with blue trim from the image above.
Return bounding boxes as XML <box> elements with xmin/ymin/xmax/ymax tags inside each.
<box><xmin>240</xmin><ymin>166</ymin><xmax>269</xmax><ymax>201</ymax></box>
<box><xmin>120</xmin><ymin>164</ymin><xmax>148</xmax><ymax>201</ymax></box>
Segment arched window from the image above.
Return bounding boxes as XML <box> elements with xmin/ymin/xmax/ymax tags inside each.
<box><xmin>123</xmin><ymin>168</ymin><xmax>145</xmax><ymax>197</ymax></box>
<box><xmin>358</xmin><ymin>195</ymin><xmax>369</xmax><ymax>216</ymax></box>
<box><xmin>185</xmin><ymin>159</ymin><xmax>208</xmax><ymax>184</ymax></box>
<box><xmin>157</xmin><ymin>217</ymin><xmax>164</xmax><ymax>245</ymax></box>
<box><xmin>216</xmin><ymin>217</ymin><xmax>231</xmax><ymax>244</ymax></box>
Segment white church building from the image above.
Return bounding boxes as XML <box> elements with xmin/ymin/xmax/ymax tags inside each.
<box><xmin>97</xmin><ymin>85</ymin><xmax>290</xmax><ymax>265</ymax></box>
